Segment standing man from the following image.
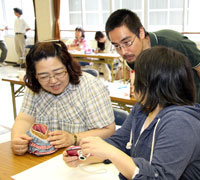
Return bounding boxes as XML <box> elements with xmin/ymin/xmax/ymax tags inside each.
<box><xmin>0</xmin><ymin>24</ymin><xmax>8</xmax><ymax>66</ymax></box>
<box><xmin>105</xmin><ymin>9</ymin><xmax>200</xmax><ymax>103</ymax></box>
<box><xmin>13</xmin><ymin>8</ymin><xmax>30</xmax><ymax>67</ymax></box>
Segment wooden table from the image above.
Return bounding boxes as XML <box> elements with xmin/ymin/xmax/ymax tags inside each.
<box><xmin>2</xmin><ymin>78</ymin><xmax>25</xmax><ymax>119</ymax></box>
<box><xmin>107</xmin><ymin>82</ymin><xmax>137</xmax><ymax>112</ymax></box>
<box><xmin>110</xmin><ymin>95</ymin><xmax>137</xmax><ymax>112</ymax></box>
<box><xmin>70</xmin><ymin>51</ymin><xmax>120</xmax><ymax>82</ymax></box>
<box><xmin>0</xmin><ymin>141</ymin><xmax>64</xmax><ymax>180</ymax></box>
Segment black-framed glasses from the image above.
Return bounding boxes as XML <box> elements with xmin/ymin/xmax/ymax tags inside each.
<box><xmin>37</xmin><ymin>70</ymin><xmax>67</xmax><ymax>82</ymax></box>
<box><xmin>113</xmin><ymin>36</ymin><xmax>136</xmax><ymax>51</ymax></box>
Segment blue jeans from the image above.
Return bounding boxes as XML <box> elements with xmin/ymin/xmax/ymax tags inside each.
<box><xmin>0</xmin><ymin>40</ymin><xmax>7</xmax><ymax>62</ymax></box>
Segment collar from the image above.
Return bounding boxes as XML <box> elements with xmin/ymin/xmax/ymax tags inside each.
<box><xmin>149</xmin><ymin>32</ymin><xmax>158</xmax><ymax>46</ymax></box>
<box><xmin>127</xmin><ymin>62</ymin><xmax>135</xmax><ymax>70</ymax></box>
<box><xmin>40</xmin><ymin>82</ymin><xmax>77</xmax><ymax>99</ymax></box>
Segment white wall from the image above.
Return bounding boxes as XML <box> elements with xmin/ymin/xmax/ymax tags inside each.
<box><xmin>4</xmin><ymin>36</ymin><xmax>34</xmax><ymax>63</ymax></box>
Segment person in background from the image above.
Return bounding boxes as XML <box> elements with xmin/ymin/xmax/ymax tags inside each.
<box><xmin>67</xmin><ymin>27</ymin><xmax>91</xmax><ymax>66</ymax></box>
<box><xmin>13</xmin><ymin>7</ymin><xmax>30</xmax><ymax>68</ymax></box>
<box><xmin>95</xmin><ymin>31</ymin><xmax>111</xmax><ymax>53</ymax></box>
<box><xmin>68</xmin><ymin>27</ymin><xmax>87</xmax><ymax>51</ymax></box>
<box><xmin>11</xmin><ymin>40</ymin><xmax>115</xmax><ymax>156</ymax></box>
<box><xmin>93</xmin><ymin>31</ymin><xmax>111</xmax><ymax>81</ymax></box>
<box><xmin>0</xmin><ymin>24</ymin><xmax>8</xmax><ymax>66</ymax></box>
<box><xmin>64</xmin><ymin>46</ymin><xmax>200</xmax><ymax>180</ymax></box>
<box><xmin>105</xmin><ymin>9</ymin><xmax>200</xmax><ymax>103</ymax></box>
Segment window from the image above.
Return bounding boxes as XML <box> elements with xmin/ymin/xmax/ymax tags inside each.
<box><xmin>147</xmin><ymin>0</ymin><xmax>185</xmax><ymax>31</ymax></box>
<box><xmin>1</xmin><ymin>0</ymin><xmax>199</xmax><ymax>41</ymax></box>
<box><xmin>60</xmin><ymin>0</ymin><xmax>200</xmax><ymax>40</ymax></box>
<box><xmin>60</xmin><ymin>0</ymin><xmax>111</xmax><ymax>38</ymax></box>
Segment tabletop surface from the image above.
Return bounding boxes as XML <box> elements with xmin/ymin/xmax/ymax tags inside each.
<box><xmin>1</xmin><ymin>77</ymin><xmax>136</xmax><ymax>104</ymax></box>
<box><xmin>0</xmin><ymin>141</ymin><xmax>65</xmax><ymax>180</ymax></box>
<box><xmin>69</xmin><ymin>50</ymin><xmax>121</xmax><ymax>59</ymax></box>
<box><xmin>2</xmin><ymin>77</ymin><xmax>25</xmax><ymax>85</ymax></box>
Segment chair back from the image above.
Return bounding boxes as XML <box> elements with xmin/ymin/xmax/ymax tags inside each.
<box><xmin>82</xmin><ymin>69</ymin><xmax>99</xmax><ymax>77</ymax></box>
<box><xmin>113</xmin><ymin>108</ymin><xmax>129</xmax><ymax>126</ymax></box>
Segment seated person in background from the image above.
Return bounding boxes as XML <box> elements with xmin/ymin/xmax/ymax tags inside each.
<box><xmin>93</xmin><ymin>31</ymin><xmax>111</xmax><ymax>81</ymax></box>
<box><xmin>11</xmin><ymin>40</ymin><xmax>115</xmax><ymax>156</ymax></box>
<box><xmin>67</xmin><ymin>27</ymin><xmax>91</xmax><ymax>66</ymax></box>
<box><xmin>94</xmin><ymin>31</ymin><xmax>111</xmax><ymax>53</ymax></box>
<box><xmin>64</xmin><ymin>46</ymin><xmax>200</xmax><ymax>180</ymax></box>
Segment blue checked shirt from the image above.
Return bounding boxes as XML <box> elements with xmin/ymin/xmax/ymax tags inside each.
<box><xmin>20</xmin><ymin>73</ymin><xmax>114</xmax><ymax>133</ymax></box>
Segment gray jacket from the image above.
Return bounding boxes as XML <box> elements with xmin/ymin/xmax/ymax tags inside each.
<box><xmin>106</xmin><ymin>104</ymin><xmax>200</xmax><ymax>180</ymax></box>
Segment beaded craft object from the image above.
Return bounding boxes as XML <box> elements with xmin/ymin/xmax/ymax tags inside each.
<box><xmin>26</xmin><ymin>124</ymin><xmax>57</xmax><ymax>156</ymax></box>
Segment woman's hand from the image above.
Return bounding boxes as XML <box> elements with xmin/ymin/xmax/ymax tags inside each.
<box><xmin>48</xmin><ymin>130</ymin><xmax>74</xmax><ymax>149</ymax></box>
<box><xmin>63</xmin><ymin>147</ymin><xmax>104</xmax><ymax>168</ymax></box>
<box><xmin>63</xmin><ymin>149</ymin><xmax>80</xmax><ymax>167</ymax></box>
<box><xmin>11</xmin><ymin>134</ymin><xmax>32</xmax><ymax>155</ymax></box>
<box><xmin>81</xmin><ymin>137</ymin><xmax>136</xmax><ymax>179</ymax></box>
<box><xmin>80</xmin><ymin>136</ymin><xmax>114</xmax><ymax>160</ymax></box>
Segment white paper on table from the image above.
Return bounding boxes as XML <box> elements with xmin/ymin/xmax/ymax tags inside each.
<box><xmin>105</xmin><ymin>81</ymin><xmax>130</xmax><ymax>99</ymax></box>
<box><xmin>12</xmin><ymin>154</ymin><xmax>119</xmax><ymax>180</ymax></box>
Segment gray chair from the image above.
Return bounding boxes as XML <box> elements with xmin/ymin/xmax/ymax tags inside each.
<box><xmin>82</xmin><ymin>68</ymin><xmax>99</xmax><ymax>77</ymax></box>
<box><xmin>113</xmin><ymin>108</ymin><xmax>129</xmax><ymax>126</ymax></box>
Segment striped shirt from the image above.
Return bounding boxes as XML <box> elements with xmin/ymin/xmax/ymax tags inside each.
<box><xmin>20</xmin><ymin>73</ymin><xmax>114</xmax><ymax>133</ymax></box>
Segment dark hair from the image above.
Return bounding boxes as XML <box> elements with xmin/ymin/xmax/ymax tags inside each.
<box><xmin>24</xmin><ymin>40</ymin><xmax>82</xmax><ymax>93</ymax></box>
<box><xmin>134</xmin><ymin>46</ymin><xmax>196</xmax><ymax>112</ymax></box>
<box><xmin>13</xmin><ymin>8</ymin><xmax>23</xmax><ymax>15</ymax></box>
<box><xmin>105</xmin><ymin>9</ymin><xmax>148</xmax><ymax>40</ymax></box>
<box><xmin>75</xmin><ymin>27</ymin><xmax>85</xmax><ymax>38</ymax></box>
<box><xmin>95</xmin><ymin>31</ymin><xmax>105</xmax><ymax>41</ymax></box>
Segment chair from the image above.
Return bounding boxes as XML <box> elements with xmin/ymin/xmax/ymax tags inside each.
<box><xmin>82</xmin><ymin>68</ymin><xmax>99</xmax><ymax>77</ymax></box>
<box><xmin>113</xmin><ymin>108</ymin><xmax>129</xmax><ymax>126</ymax></box>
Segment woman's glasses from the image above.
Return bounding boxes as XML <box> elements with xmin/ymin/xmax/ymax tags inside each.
<box><xmin>37</xmin><ymin>70</ymin><xmax>67</xmax><ymax>82</ymax></box>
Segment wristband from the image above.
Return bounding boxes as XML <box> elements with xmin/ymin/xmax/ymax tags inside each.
<box><xmin>73</xmin><ymin>134</ymin><xmax>78</xmax><ymax>146</ymax></box>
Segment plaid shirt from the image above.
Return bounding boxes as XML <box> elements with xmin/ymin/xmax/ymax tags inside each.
<box><xmin>20</xmin><ymin>73</ymin><xmax>114</xmax><ymax>133</ymax></box>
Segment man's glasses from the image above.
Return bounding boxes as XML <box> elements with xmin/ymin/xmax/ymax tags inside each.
<box><xmin>113</xmin><ymin>37</ymin><xmax>136</xmax><ymax>51</ymax></box>
<box><xmin>37</xmin><ymin>70</ymin><xmax>67</xmax><ymax>82</ymax></box>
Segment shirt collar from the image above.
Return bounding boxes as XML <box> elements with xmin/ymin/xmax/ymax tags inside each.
<box><xmin>149</xmin><ymin>32</ymin><xmax>158</xmax><ymax>46</ymax></box>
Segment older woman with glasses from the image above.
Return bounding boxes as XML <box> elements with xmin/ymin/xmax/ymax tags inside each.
<box><xmin>11</xmin><ymin>40</ymin><xmax>115</xmax><ymax>155</ymax></box>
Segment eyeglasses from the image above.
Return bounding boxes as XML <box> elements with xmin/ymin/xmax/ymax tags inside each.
<box><xmin>37</xmin><ymin>70</ymin><xmax>67</xmax><ymax>82</ymax></box>
<box><xmin>113</xmin><ymin>37</ymin><xmax>136</xmax><ymax>51</ymax></box>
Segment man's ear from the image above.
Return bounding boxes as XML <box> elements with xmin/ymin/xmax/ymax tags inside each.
<box><xmin>139</xmin><ymin>27</ymin><xmax>146</xmax><ymax>40</ymax></box>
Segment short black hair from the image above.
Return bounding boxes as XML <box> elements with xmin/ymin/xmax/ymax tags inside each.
<box><xmin>13</xmin><ymin>8</ymin><xmax>23</xmax><ymax>15</ymax></box>
<box><xmin>134</xmin><ymin>46</ymin><xmax>196</xmax><ymax>112</ymax></box>
<box><xmin>24</xmin><ymin>40</ymin><xmax>82</xmax><ymax>93</ymax></box>
<box><xmin>95</xmin><ymin>31</ymin><xmax>105</xmax><ymax>41</ymax></box>
<box><xmin>105</xmin><ymin>9</ymin><xmax>148</xmax><ymax>40</ymax></box>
